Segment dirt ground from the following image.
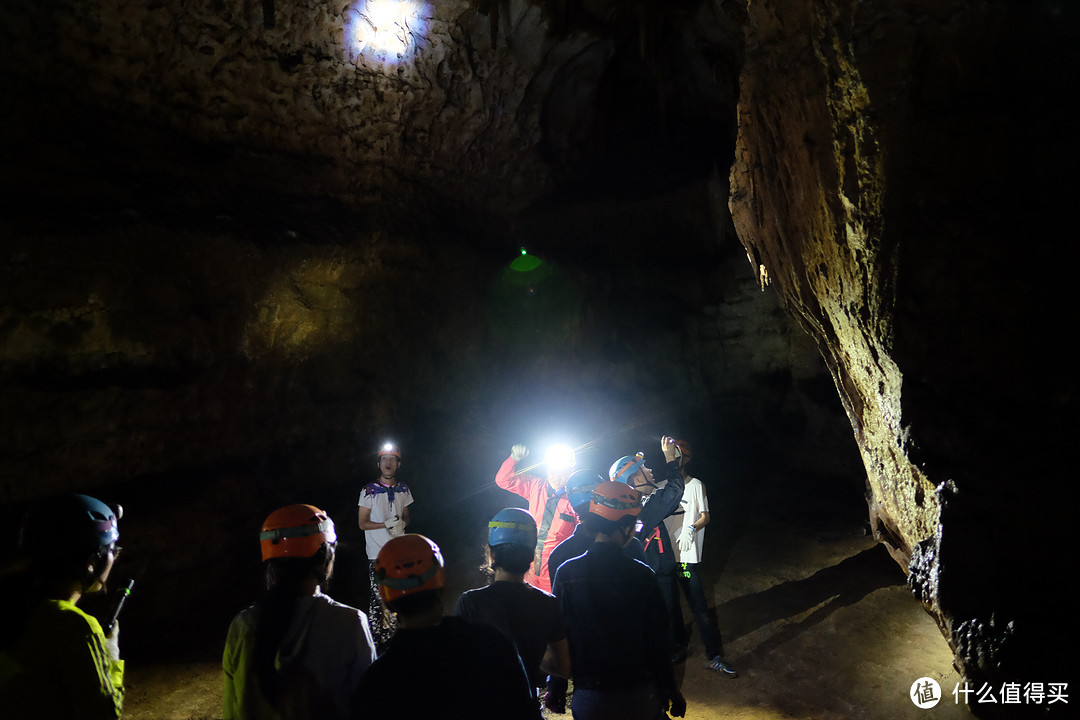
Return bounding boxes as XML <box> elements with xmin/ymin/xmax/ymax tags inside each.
<box><xmin>122</xmin><ymin>479</ymin><xmax>972</xmax><ymax>720</ymax></box>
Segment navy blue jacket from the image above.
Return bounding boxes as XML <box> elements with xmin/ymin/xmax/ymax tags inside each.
<box><xmin>552</xmin><ymin>542</ymin><xmax>675</xmax><ymax>695</ymax></box>
<box><xmin>548</xmin><ymin>525</ymin><xmax>647</xmax><ymax>584</ymax></box>
<box><xmin>635</xmin><ymin>460</ymin><xmax>684</xmax><ymax>575</ymax></box>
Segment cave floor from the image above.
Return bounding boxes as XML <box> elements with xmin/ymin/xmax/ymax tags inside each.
<box><xmin>122</xmin><ymin>477</ymin><xmax>968</xmax><ymax>720</ymax></box>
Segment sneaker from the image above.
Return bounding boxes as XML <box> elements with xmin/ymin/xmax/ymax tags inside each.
<box><xmin>706</xmin><ymin>656</ymin><xmax>739</xmax><ymax>678</ymax></box>
<box><xmin>543</xmin><ymin>689</ymin><xmax>566</xmax><ymax>714</ymax></box>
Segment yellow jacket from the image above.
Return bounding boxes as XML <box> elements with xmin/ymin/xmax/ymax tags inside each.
<box><xmin>3</xmin><ymin>598</ymin><xmax>124</xmax><ymax>719</ymax></box>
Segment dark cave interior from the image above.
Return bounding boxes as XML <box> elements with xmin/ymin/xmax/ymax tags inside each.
<box><xmin>2</xmin><ymin>1</ymin><xmax>1077</xmax><ymax>718</ymax></box>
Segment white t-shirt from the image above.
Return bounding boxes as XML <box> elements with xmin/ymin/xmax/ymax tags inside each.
<box><xmin>663</xmin><ymin>476</ymin><xmax>709</xmax><ymax>565</ymax></box>
<box><xmin>358</xmin><ymin>480</ymin><xmax>414</xmax><ymax>561</ymax></box>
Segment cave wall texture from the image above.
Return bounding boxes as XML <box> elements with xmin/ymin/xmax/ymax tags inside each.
<box><xmin>1</xmin><ymin>0</ymin><xmax>1076</xmax><ymax>711</ymax></box>
<box><xmin>729</xmin><ymin>0</ymin><xmax>1076</xmax><ymax>709</ymax></box>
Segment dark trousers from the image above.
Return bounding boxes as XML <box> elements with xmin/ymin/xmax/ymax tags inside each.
<box><xmin>656</xmin><ymin>569</ymin><xmax>681</xmax><ymax>655</ymax></box>
<box><xmin>674</xmin><ymin>562</ymin><xmax>722</xmax><ymax>659</ymax></box>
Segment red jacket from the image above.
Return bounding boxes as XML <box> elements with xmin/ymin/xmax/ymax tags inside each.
<box><xmin>495</xmin><ymin>455</ymin><xmax>578</xmax><ymax>593</ymax></box>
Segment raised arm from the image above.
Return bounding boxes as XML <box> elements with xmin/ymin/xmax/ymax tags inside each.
<box><xmin>495</xmin><ymin>444</ymin><xmax>537</xmax><ymax>497</ymax></box>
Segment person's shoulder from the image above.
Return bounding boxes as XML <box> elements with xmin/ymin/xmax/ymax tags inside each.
<box><xmin>456</xmin><ymin>585</ymin><xmax>484</xmax><ymax>600</ymax></box>
<box><xmin>36</xmin><ymin>599</ymin><xmax>101</xmax><ymax>635</ymax></box>
<box><xmin>520</xmin><ymin>581</ymin><xmax>556</xmax><ymax>599</ymax></box>
<box><xmin>446</xmin><ymin>615</ymin><xmax>516</xmax><ymax>651</ymax></box>
<box><xmin>453</xmin><ymin>586</ymin><xmax>486</xmax><ymax>612</ymax></box>
<box><xmin>603</xmin><ymin>546</ymin><xmax>653</xmax><ymax>573</ymax></box>
<box><xmin>227</xmin><ymin>603</ymin><xmax>260</xmax><ymax>633</ymax></box>
<box><xmin>556</xmin><ymin>549</ymin><xmax>591</xmax><ymax>576</ymax></box>
<box><xmin>497</xmin><ymin>581</ymin><xmax>551</xmax><ymax>606</ymax></box>
<box><xmin>315</xmin><ymin>593</ymin><xmax>368</xmax><ymax>619</ymax></box>
<box><xmin>560</xmin><ymin>549</ymin><xmax>589</xmax><ymax>566</ymax></box>
<box><xmin>359</xmin><ymin>481</ymin><xmax>383</xmax><ymax>496</ymax></box>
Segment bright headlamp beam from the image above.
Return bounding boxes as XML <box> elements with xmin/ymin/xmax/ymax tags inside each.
<box><xmin>544</xmin><ymin>444</ymin><xmax>577</xmax><ymax>472</ymax></box>
<box><xmin>346</xmin><ymin>0</ymin><xmax>429</xmax><ymax>65</ymax></box>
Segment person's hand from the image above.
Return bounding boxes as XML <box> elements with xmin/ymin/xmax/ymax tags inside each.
<box><xmin>677</xmin><ymin>525</ymin><xmax>695</xmax><ymax>554</ymax></box>
<box><xmin>511</xmin><ymin>444</ymin><xmax>529</xmax><ymax>462</ymax></box>
<box><xmin>661</xmin><ymin>436</ymin><xmax>678</xmax><ymax>463</ymax></box>
<box><xmin>385</xmin><ymin>516</ymin><xmax>406</xmax><ymax>536</ymax></box>
<box><xmin>105</xmin><ymin>620</ymin><xmax>121</xmax><ymax>662</ymax></box>
<box><xmin>668</xmin><ymin>690</ymin><xmax>686</xmax><ymax>718</ymax></box>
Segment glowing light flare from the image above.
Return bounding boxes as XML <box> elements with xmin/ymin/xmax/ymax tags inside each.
<box><xmin>544</xmin><ymin>444</ymin><xmax>577</xmax><ymax>472</ymax></box>
<box><xmin>511</xmin><ymin>246</ymin><xmax>543</xmax><ymax>274</ymax></box>
<box><xmin>345</xmin><ymin>0</ymin><xmax>430</xmax><ymax>65</ymax></box>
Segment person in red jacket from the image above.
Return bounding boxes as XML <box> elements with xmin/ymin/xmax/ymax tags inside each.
<box><xmin>494</xmin><ymin>443</ymin><xmax>578</xmax><ymax>593</ymax></box>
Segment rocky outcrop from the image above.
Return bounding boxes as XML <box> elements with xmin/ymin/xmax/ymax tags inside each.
<box><xmin>729</xmin><ymin>0</ymin><xmax>1076</xmax><ymax>709</ymax></box>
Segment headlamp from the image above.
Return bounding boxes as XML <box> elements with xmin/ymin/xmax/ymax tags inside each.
<box><xmin>544</xmin><ymin>444</ymin><xmax>577</xmax><ymax>472</ymax></box>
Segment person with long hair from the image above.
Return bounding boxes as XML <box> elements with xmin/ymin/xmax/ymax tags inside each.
<box><xmin>223</xmin><ymin>504</ymin><xmax>376</xmax><ymax>720</ymax></box>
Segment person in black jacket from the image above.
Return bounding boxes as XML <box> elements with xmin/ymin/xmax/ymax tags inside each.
<box><xmin>453</xmin><ymin>508</ymin><xmax>570</xmax><ymax>697</ymax></box>
<box><xmin>553</xmin><ymin>481</ymin><xmax>686</xmax><ymax>720</ymax></box>
<box><xmin>355</xmin><ymin>534</ymin><xmax>541</xmax><ymax>720</ymax></box>
<box><xmin>609</xmin><ymin>435</ymin><xmax>686</xmax><ymax>662</ymax></box>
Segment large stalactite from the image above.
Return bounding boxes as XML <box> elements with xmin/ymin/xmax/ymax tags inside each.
<box><xmin>729</xmin><ymin>0</ymin><xmax>1076</xmax><ymax>709</ymax></box>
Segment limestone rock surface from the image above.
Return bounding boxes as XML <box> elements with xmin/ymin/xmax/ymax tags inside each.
<box><xmin>729</xmin><ymin>0</ymin><xmax>1076</xmax><ymax>707</ymax></box>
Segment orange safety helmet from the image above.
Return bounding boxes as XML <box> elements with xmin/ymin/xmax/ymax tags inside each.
<box><xmin>260</xmin><ymin>504</ymin><xmax>337</xmax><ymax>561</ymax></box>
<box><xmin>588</xmin><ymin>481</ymin><xmax>643</xmax><ymax>524</ymax></box>
<box><xmin>378</xmin><ymin>442</ymin><xmax>402</xmax><ymax>460</ymax></box>
<box><xmin>374</xmin><ymin>533</ymin><xmax>445</xmax><ymax>602</ymax></box>
<box><xmin>673</xmin><ymin>439</ymin><xmax>692</xmax><ymax>460</ymax></box>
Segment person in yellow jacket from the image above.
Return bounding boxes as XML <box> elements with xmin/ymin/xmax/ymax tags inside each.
<box><xmin>0</xmin><ymin>493</ymin><xmax>125</xmax><ymax>719</ymax></box>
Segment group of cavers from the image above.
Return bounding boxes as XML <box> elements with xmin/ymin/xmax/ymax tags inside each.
<box><xmin>0</xmin><ymin>435</ymin><xmax>737</xmax><ymax>720</ymax></box>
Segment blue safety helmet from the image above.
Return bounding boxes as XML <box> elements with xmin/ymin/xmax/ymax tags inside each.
<box><xmin>20</xmin><ymin>493</ymin><xmax>120</xmax><ymax>558</ymax></box>
<box><xmin>566</xmin><ymin>469</ymin><xmax>605</xmax><ymax>510</ymax></box>
<box><xmin>609</xmin><ymin>452</ymin><xmax>646</xmax><ymax>485</ymax></box>
<box><xmin>488</xmin><ymin>508</ymin><xmax>537</xmax><ymax>549</ymax></box>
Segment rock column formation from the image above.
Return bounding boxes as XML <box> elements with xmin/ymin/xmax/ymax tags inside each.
<box><xmin>729</xmin><ymin>0</ymin><xmax>1076</xmax><ymax>709</ymax></box>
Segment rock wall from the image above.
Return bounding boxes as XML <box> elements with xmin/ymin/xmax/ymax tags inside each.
<box><xmin>0</xmin><ymin>0</ymin><xmax>840</xmax><ymax>646</ymax></box>
<box><xmin>0</xmin><ymin>0</ymin><xmax>742</xmax><ymax>218</ymax></box>
<box><xmin>0</xmin><ymin>0</ymin><xmax>562</xmax><ymax>214</ymax></box>
<box><xmin>729</xmin><ymin>0</ymin><xmax>1076</xmax><ymax>708</ymax></box>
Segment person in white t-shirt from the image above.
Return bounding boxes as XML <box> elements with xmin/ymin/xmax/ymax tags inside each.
<box><xmin>357</xmin><ymin>441</ymin><xmax>414</xmax><ymax>649</ymax></box>
<box><xmin>663</xmin><ymin>439</ymin><xmax>738</xmax><ymax>678</ymax></box>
